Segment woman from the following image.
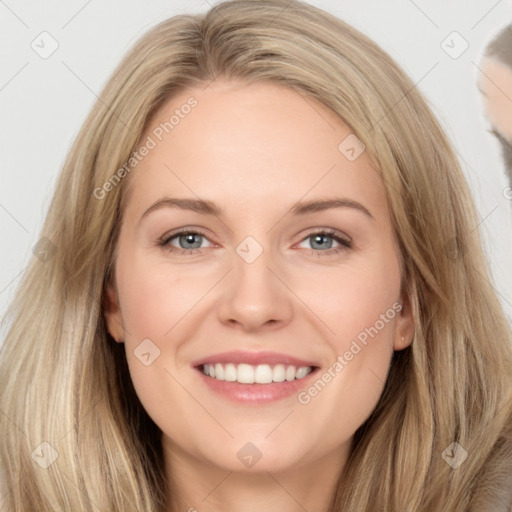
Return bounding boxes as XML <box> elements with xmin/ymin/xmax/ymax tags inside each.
<box><xmin>478</xmin><ymin>23</ymin><xmax>512</xmax><ymax>193</ymax></box>
<box><xmin>1</xmin><ymin>1</ymin><xmax>511</xmax><ymax>510</ymax></box>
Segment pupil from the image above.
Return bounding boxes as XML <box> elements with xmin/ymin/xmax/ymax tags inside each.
<box><xmin>312</xmin><ymin>234</ymin><xmax>332</xmax><ymax>250</ymax></box>
<box><xmin>181</xmin><ymin>234</ymin><xmax>202</xmax><ymax>249</ymax></box>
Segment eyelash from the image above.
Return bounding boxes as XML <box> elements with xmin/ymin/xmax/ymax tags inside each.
<box><xmin>158</xmin><ymin>228</ymin><xmax>352</xmax><ymax>257</ymax></box>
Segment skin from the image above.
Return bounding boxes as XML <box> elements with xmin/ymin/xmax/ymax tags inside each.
<box><xmin>104</xmin><ymin>80</ymin><xmax>414</xmax><ymax>512</ymax></box>
<box><xmin>478</xmin><ymin>57</ymin><xmax>512</xmax><ymax>140</ymax></box>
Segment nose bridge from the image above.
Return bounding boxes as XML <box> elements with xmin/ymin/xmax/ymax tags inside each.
<box><xmin>216</xmin><ymin>234</ymin><xmax>294</xmax><ymax>330</ymax></box>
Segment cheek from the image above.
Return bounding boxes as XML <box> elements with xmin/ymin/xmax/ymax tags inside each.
<box><xmin>292</xmin><ymin>252</ymin><xmax>401</xmax><ymax>412</ymax></box>
<box><xmin>295</xmin><ymin>290</ymin><xmax>398</xmax><ymax>442</ymax></box>
<box><xmin>117</xmin><ymin>254</ymin><xmax>214</xmax><ymax>339</ymax></box>
<box><xmin>113</xmin><ymin>247</ymin><xmax>209</xmax><ymax>394</ymax></box>
<box><xmin>115</xmin><ymin>259</ymin><xmax>205</xmax><ymax>432</ymax></box>
<box><xmin>290</xmin><ymin>253</ymin><xmax>401</xmax><ymax>346</ymax></box>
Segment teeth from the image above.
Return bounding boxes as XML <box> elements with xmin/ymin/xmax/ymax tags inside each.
<box><xmin>254</xmin><ymin>364</ymin><xmax>272</xmax><ymax>384</ymax></box>
<box><xmin>296</xmin><ymin>366</ymin><xmax>310</xmax><ymax>379</ymax></box>
<box><xmin>202</xmin><ymin>363</ymin><xmax>312</xmax><ymax>384</ymax></box>
<box><xmin>238</xmin><ymin>363</ymin><xmax>255</xmax><ymax>384</ymax></box>
<box><xmin>214</xmin><ymin>363</ymin><xmax>224</xmax><ymax>380</ymax></box>
<box><xmin>224</xmin><ymin>363</ymin><xmax>237</xmax><ymax>382</ymax></box>
<box><xmin>272</xmin><ymin>364</ymin><xmax>286</xmax><ymax>382</ymax></box>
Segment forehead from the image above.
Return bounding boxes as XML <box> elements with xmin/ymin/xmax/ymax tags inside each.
<box><xmin>125</xmin><ymin>80</ymin><xmax>388</xmax><ymax>219</ymax></box>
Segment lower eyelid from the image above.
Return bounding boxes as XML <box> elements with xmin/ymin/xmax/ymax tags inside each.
<box><xmin>167</xmin><ymin>238</ymin><xmax>210</xmax><ymax>253</ymax></box>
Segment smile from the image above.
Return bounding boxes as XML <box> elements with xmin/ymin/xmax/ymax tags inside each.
<box><xmin>192</xmin><ymin>350</ymin><xmax>320</xmax><ymax>403</ymax></box>
<box><xmin>201</xmin><ymin>363</ymin><xmax>313</xmax><ymax>384</ymax></box>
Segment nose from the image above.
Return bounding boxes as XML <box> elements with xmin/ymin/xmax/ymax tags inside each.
<box><xmin>216</xmin><ymin>246</ymin><xmax>294</xmax><ymax>332</ymax></box>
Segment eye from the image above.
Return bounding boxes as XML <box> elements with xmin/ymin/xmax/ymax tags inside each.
<box><xmin>157</xmin><ymin>227</ymin><xmax>352</xmax><ymax>257</ymax></box>
<box><xmin>158</xmin><ymin>228</ymin><xmax>213</xmax><ymax>256</ymax></box>
<box><xmin>297</xmin><ymin>229</ymin><xmax>352</xmax><ymax>256</ymax></box>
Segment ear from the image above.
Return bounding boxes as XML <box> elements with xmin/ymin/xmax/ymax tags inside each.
<box><xmin>103</xmin><ymin>280</ymin><xmax>125</xmax><ymax>343</ymax></box>
<box><xmin>393</xmin><ymin>287</ymin><xmax>415</xmax><ymax>351</ymax></box>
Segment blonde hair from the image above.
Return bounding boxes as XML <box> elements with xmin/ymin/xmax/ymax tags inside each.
<box><xmin>1</xmin><ymin>1</ymin><xmax>511</xmax><ymax>510</ymax></box>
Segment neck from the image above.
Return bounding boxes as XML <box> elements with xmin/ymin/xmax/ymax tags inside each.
<box><xmin>163</xmin><ymin>438</ymin><xmax>347</xmax><ymax>512</ymax></box>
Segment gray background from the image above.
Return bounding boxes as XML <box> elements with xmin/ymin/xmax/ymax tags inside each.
<box><xmin>1</xmin><ymin>0</ymin><xmax>512</xmax><ymax>342</ymax></box>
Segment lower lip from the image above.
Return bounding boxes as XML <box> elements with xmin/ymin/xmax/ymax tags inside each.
<box><xmin>195</xmin><ymin>367</ymin><xmax>319</xmax><ymax>404</ymax></box>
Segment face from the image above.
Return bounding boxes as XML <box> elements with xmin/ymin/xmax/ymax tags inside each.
<box><xmin>104</xmin><ymin>80</ymin><xmax>414</xmax><ymax>476</ymax></box>
<box><xmin>478</xmin><ymin>57</ymin><xmax>512</xmax><ymax>140</ymax></box>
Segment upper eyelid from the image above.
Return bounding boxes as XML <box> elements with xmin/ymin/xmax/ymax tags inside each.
<box><xmin>160</xmin><ymin>227</ymin><xmax>210</xmax><ymax>242</ymax></box>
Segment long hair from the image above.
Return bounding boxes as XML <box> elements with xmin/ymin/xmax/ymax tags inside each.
<box><xmin>1</xmin><ymin>1</ymin><xmax>511</xmax><ymax>510</ymax></box>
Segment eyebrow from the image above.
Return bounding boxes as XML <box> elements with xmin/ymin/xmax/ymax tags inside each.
<box><xmin>140</xmin><ymin>196</ymin><xmax>374</xmax><ymax>222</ymax></box>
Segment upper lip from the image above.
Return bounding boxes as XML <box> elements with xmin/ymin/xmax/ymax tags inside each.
<box><xmin>191</xmin><ymin>350</ymin><xmax>319</xmax><ymax>368</ymax></box>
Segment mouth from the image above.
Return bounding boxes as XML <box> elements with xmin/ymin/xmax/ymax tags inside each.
<box><xmin>191</xmin><ymin>351</ymin><xmax>320</xmax><ymax>404</ymax></box>
<box><xmin>199</xmin><ymin>362</ymin><xmax>315</xmax><ymax>384</ymax></box>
